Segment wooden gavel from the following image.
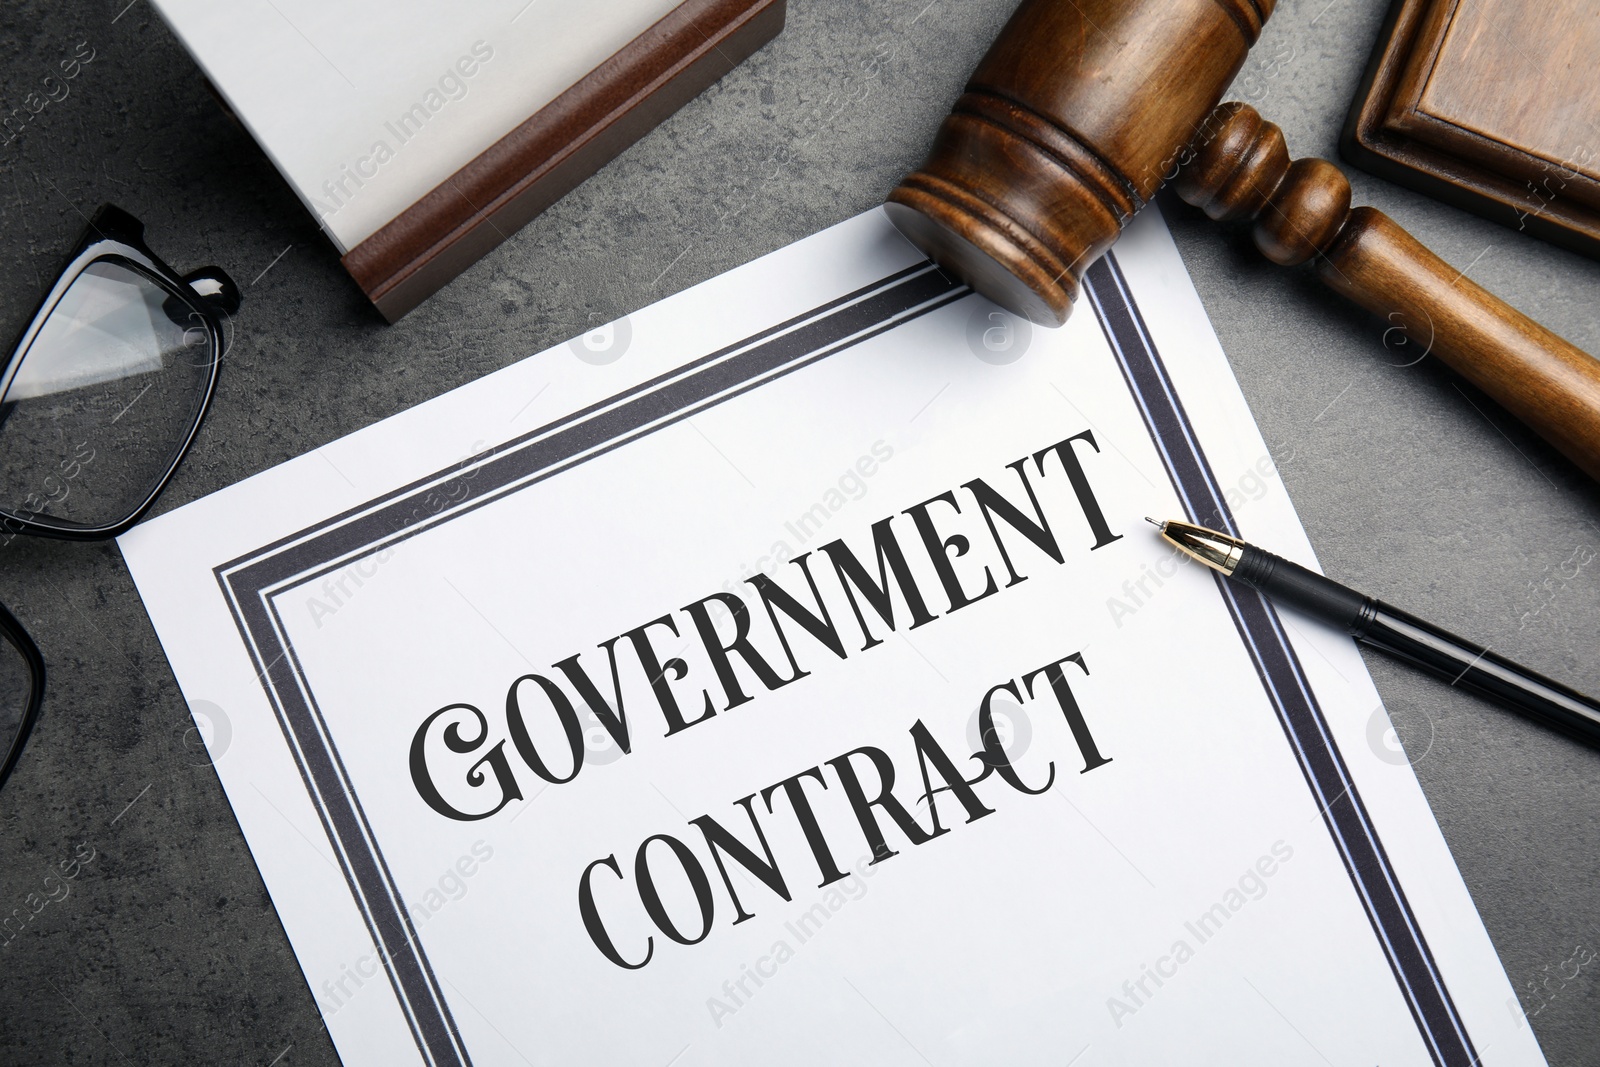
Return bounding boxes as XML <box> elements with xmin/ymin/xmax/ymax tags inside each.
<box><xmin>886</xmin><ymin>0</ymin><xmax>1600</xmax><ymax>482</ymax></box>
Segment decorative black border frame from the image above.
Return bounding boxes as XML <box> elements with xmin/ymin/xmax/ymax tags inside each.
<box><xmin>212</xmin><ymin>249</ymin><xmax>1474</xmax><ymax>1066</ymax></box>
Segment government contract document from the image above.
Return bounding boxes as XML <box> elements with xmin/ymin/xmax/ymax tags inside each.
<box><xmin>120</xmin><ymin>209</ymin><xmax>1547</xmax><ymax>1066</ymax></box>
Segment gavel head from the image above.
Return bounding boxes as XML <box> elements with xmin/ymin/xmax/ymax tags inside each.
<box><xmin>885</xmin><ymin>0</ymin><xmax>1275</xmax><ymax>326</ymax></box>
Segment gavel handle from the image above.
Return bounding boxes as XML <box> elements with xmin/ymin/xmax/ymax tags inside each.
<box><xmin>1176</xmin><ymin>103</ymin><xmax>1600</xmax><ymax>482</ymax></box>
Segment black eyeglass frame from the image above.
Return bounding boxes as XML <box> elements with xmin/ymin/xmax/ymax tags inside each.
<box><xmin>0</xmin><ymin>204</ymin><xmax>239</xmax><ymax>542</ymax></box>
<box><xmin>0</xmin><ymin>600</ymin><xmax>44</xmax><ymax>793</ymax></box>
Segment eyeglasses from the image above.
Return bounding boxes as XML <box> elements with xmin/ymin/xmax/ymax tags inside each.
<box><xmin>0</xmin><ymin>204</ymin><xmax>239</xmax><ymax>793</ymax></box>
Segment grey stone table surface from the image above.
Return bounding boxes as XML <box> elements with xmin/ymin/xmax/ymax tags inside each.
<box><xmin>1</xmin><ymin>0</ymin><xmax>1596</xmax><ymax>1064</ymax></box>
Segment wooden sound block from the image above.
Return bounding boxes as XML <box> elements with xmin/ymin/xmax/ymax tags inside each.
<box><xmin>1342</xmin><ymin>0</ymin><xmax>1600</xmax><ymax>261</ymax></box>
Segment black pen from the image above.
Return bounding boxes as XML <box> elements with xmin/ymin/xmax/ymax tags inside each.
<box><xmin>1149</xmin><ymin>518</ymin><xmax>1600</xmax><ymax>750</ymax></box>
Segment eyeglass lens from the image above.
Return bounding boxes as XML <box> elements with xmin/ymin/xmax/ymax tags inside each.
<box><xmin>0</xmin><ymin>260</ymin><xmax>215</xmax><ymax>532</ymax></box>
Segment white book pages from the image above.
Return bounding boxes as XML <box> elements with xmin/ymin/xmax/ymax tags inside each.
<box><xmin>151</xmin><ymin>0</ymin><xmax>682</xmax><ymax>250</ymax></box>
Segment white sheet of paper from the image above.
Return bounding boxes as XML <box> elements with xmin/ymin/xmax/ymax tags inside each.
<box><xmin>151</xmin><ymin>0</ymin><xmax>681</xmax><ymax>250</ymax></box>
<box><xmin>119</xmin><ymin>208</ymin><xmax>1547</xmax><ymax>1066</ymax></box>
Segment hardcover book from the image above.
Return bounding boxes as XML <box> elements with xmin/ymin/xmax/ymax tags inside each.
<box><xmin>152</xmin><ymin>0</ymin><xmax>785</xmax><ymax>319</ymax></box>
